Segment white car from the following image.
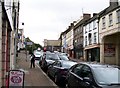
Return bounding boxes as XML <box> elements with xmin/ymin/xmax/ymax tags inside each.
<box><xmin>33</xmin><ymin>50</ymin><xmax>43</xmax><ymax>60</ymax></box>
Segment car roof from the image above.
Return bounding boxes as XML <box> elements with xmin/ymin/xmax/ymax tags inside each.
<box><xmin>59</xmin><ymin>60</ymin><xmax>77</xmax><ymax>64</ymax></box>
<box><xmin>78</xmin><ymin>62</ymin><xmax>119</xmax><ymax>68</ymax></box>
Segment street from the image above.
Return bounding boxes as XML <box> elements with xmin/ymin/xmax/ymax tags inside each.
<box><xmin>16</xmin><ymin>50</ymin><xmax>58</xmax><ymax>87</ymax></box>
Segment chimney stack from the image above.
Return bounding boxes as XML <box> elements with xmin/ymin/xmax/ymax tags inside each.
<box><xmin>93</xmin><ymin>13</ymin><xmax>98</xmax><ymax>17</ymax></box>
<box><xmin>110</xmin><ymin>0</ymin><xmax>118</xmax><ymax>7</ymax></box>
<box><xmin>83</xmin><ymin>13</ymin><xmax>91</xmax><ymax>20</ymax></box>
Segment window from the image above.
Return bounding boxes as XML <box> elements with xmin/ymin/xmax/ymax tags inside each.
<box><xmin>53</xmin><ymin>61</ymin><xmax>61</xmax><ymax>67</ymax></box>
<box><xmin>75</xmin><ymin>29</ymin><xmax>77</xmax><ymax>34</ymax></box>
<box><xmin>117</xmin><ymin>10</ymin><xmax>120</xmax><ymax>23</ymax></box>
<box><xmin>88</xmin><ymin>33</ymin><xmax>92</xmax><ymax>45</ymax></box>
<box><xmin>80</xmin><ymin>65</ymin><xmax>92</xmax><ymax>79</ymax></box>
<box><xmin>102</xmin><ymin>17</ymin><xmax>106</xmax><ymax>29</ymax></box>
<box><xmin>85</xmin><ymin>26</ymin><xmax>87</xmax><ymax>33</ymax></box>
<box><xmin>94</xmin><ymin>32</ymin><xmax>97</xmax><ymax>43</ymax></box>
<box><xmin>72</xmin><ymin>64</ymin><xmax>83</xmax><ymax>76</ymax></box>
<box><xmin>93</xmin><ymin>20</ymin><xmax>96</xmax><ymax>30</ymax></box>
<box><xmin>80</xmin><ymin>27</ymin><xmax>82</xmax><ymax>33</ymax></box>
<box><xmin>77</xmin><ymin>28</ymin><xmax>80</xmax><ymax>32</ymax></box>
<box><xmin>109</xmin><ymin>14</ymin><xmax>113</xmax><ymax>26</ymax></box>
<box><xmin>89</xmin><ymin>23</ymin><xmax>91</xmax><ymax>31</ymax></box>
<box><xmin>89</xmin><ymin>38</ymin><xmax>92</xmax><ymax>45</ymax></box>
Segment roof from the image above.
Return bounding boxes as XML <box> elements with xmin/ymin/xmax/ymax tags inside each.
<box><xmin>98</xmin><ymin>4</ymin><xmax>120</xmax><ymax>18</ymax></box>
<box><xmin>83</xmin><ymin>4</ymin><xmax>120</xmax><ymax>26</ymax></box>
<box><xmin>83</xmin><ymin>15</ymin><xmax>98</xmax><ymax>26</ymax></box>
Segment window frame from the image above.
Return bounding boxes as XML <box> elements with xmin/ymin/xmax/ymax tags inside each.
<box><xmin>117</xmin><ymin>9</ymin><xmax>120</xmax><ymax>23</ymax></box>
<box><xmin>94</xmin><ymin>32</ymin><xmax>97</xmax><ymax>44</ymax></box>
<box><xmin>102</xmin><ymin>17</ymin><xmax>106</xmax><ymax>29</ymax></box>
<box><xmin>109</xmin><ymin>13</ymin><xmax>113</xmax><ymax>26</ymax></box>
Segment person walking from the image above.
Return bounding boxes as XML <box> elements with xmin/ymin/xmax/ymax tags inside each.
<box><xmin>30</xmin><ymin>53</ymin><xmax>35</xmax><ymax>68</ymax></box>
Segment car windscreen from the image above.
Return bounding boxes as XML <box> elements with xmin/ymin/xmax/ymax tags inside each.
<box><xmin>46</xmin><ymin>54</ymin><xmax>60</xmax><ymax>60</ymax></box>
<box><xmin>93</xmin><ymin>67</ymin><xmax>120</xmax><ymax>85</ymax></box>
<box><xmin>35</xmin><ymin>52</ymin><xmax>41</xmax><ymax>55</ymax></box>
<box><xmin>59</xmin><ymin>55</ymin><xmax>69</xmax><ymax>60</ymax></box>
<box><xmin>62</xmin><ymin>61</ymin><xmax>77</xmax><ymax>68</ymax></box>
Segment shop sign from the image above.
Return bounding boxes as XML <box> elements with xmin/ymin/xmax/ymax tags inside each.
<box><xmin>8</xmin><ymin>70</ymin><xmax>25</xmax><ymax>87</ymax></box>
<box><xmin>104</xmin><ymin>44</ymin><xmax>115</xmax><ymax>57</ymax></box>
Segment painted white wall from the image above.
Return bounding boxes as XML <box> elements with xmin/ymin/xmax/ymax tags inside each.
<box><xmin>83</xmin><ymin>19</ymin><xmax>99</xmax><ymax>47</ymax></box>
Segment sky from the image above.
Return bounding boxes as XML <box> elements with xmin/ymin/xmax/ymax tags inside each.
<box><xmin>19</xmin><ymin>0</ymin><xmax>110</xmax><ymax>46</ymax></box>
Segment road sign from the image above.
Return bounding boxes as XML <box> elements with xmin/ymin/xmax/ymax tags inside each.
<box><xmin>8</xmin><ymin>70</ymin><xmax>25</xmax><ymax>87</ymax></box>
<box><xmin>26</xmin><ymin>42</ymin><xmax>33</xmax><ymax>45</ymax></box>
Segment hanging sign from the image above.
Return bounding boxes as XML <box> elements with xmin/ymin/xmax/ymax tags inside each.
<box><xmin>8</xmin><ymin>70</ymin><xmax>25</xmax><ymax>87</ymax></box>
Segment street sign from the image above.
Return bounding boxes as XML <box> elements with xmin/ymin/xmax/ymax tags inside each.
<box><xmin>8</xmin><ymin>70</ymin><xmax>25</xmax><ymax>87</ymax></box>
<box><xmin>26</xmin><ymin>42</ymin><xmax>33</xmax><ymax>45</ymax></box>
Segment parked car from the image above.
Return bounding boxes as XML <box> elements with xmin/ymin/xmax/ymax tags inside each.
<box><xmin>47</xmin><ymin>60</ymin><xmax>77</xmax><ymax>86</ymax></box>
<box><xmin>33</xmin><ymin>50</ymin><xmax>43</xmax><ymax>60</ymax></box>
<box><xmin>66</xmin><ymin>62</ymin><xmax>120</xmax><ymax>88</ymax></box>
<box><xmin>60</xmin><ymin>52</ymin><xmax>69</xmax><ymax>57</ymax></box>
<box><xmin>40</xmin><ymin>53</ymin><xmax>60</xmax><ymax>72</ymax></box>
<box><xmin>58</xmin><ymin>54</ymin><xmax>69</xmax><ymax>60</ymax></box>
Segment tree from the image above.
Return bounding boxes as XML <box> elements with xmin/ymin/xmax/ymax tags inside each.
<box><xmin>25</xmin><ymin>37</ymin><xmax>43</xmax><ymax>54</ymax></box>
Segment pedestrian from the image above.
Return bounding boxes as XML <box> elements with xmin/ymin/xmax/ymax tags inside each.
<box><xmin>30</xmin><ymin>53</ymin><xmax>35</xmax><ymax>68</ymax></box>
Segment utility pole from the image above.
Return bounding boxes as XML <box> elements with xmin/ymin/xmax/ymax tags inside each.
<box><xmin>25</xmin><ymin>38</ymin><xmax>27</xmax><ymax>62</ymax></box>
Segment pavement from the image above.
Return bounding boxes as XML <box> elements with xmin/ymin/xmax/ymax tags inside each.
<box><xmin>16</xmin><ymin>50</ymin><xmax>58</xmax><ymax>87</ymax></box>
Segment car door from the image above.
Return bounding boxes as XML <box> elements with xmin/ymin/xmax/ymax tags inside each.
<box><xmin>78</xmin><ymin>65</ymin><xmax>94</xmax><ymax>88</ymax></box>
<box><xmin>67</xmin><ymin>64</ymin><xmax>83</xmax><ymax>87</ymax></box>
<box><xmin>49</xmin><ymin>61</ymin><xmax>61</xmax><ymax>78</ymax></box>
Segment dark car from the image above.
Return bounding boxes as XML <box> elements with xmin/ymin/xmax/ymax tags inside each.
<box><xmin>40</xmin><ymin>53</ymin><xmax>60</xmax><ymax>72</ymax></box>
<box><xmin>47</xmin><ymin>60</ymin><xmax>77</xmax><ymax>86</ymax></box>
<box><xmin>66</xmin><ymin>62</ymin><xmax>120</xmax><ymax>88</ymax></box>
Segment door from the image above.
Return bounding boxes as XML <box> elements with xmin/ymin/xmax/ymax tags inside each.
<box><xmin>77</xmin><ymin>65</ymin><xmax>93</xmax><ymax>88</ymax></box>
<box><xmin>67</xmin><ymin>64</ymin><xmax>83</xmax><ymax>87</ymax></box>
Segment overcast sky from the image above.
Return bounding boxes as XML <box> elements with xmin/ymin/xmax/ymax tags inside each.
<box><xmin>19</xmin><ymin>0</ymin><xmax>110</xmax><ymax>46</ymax></box>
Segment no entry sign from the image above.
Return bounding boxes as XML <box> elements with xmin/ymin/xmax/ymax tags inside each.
<box><xmin>8</xmin><ymin>70</ymin><xmax>25</xmax><ymax>87</ymax></box>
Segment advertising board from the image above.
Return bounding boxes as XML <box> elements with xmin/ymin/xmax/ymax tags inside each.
<box><xmin>8</xmin><ymin>70</ymin><xmax>25</xmax><ymax>87</ymax></box>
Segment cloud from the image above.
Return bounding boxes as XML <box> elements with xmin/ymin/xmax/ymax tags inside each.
<box><xmin>19</xmin><ymin>0</ymin><xmax>110</xmax><ymax>45</ymax></box>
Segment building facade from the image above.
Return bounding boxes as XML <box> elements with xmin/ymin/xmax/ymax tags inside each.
<box><xmin>44</xmin><ymin>39</ymin><xmax>61</xmax><ymax>52</ymax></box>
<box><xmin>83</xmin><ymin>14</ymin><xmax>100</xmax><ymax>62</ymax></box>
<box><xmin>99</xmin><ymin>0</ymin><xmax>120</xmax><ymax>65</ymax></box>
<box><xmin>61</xmin><ymin>32</ymin><xmax>67</xmax><ymax>53</ymax></box>
<box><xmin>0</xmin><ymin>0</ymin><xmax>20</xmax><ymax>87</ymax></box>
<box><xmin>74</xmin><ymin>14</ymin><xmax>91</xmax><ymax>59</ymax></box>
<box><xmin>65</xmin><ymin>23</ymin><xmax>74</xmax><ymax>58</ymax></box>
